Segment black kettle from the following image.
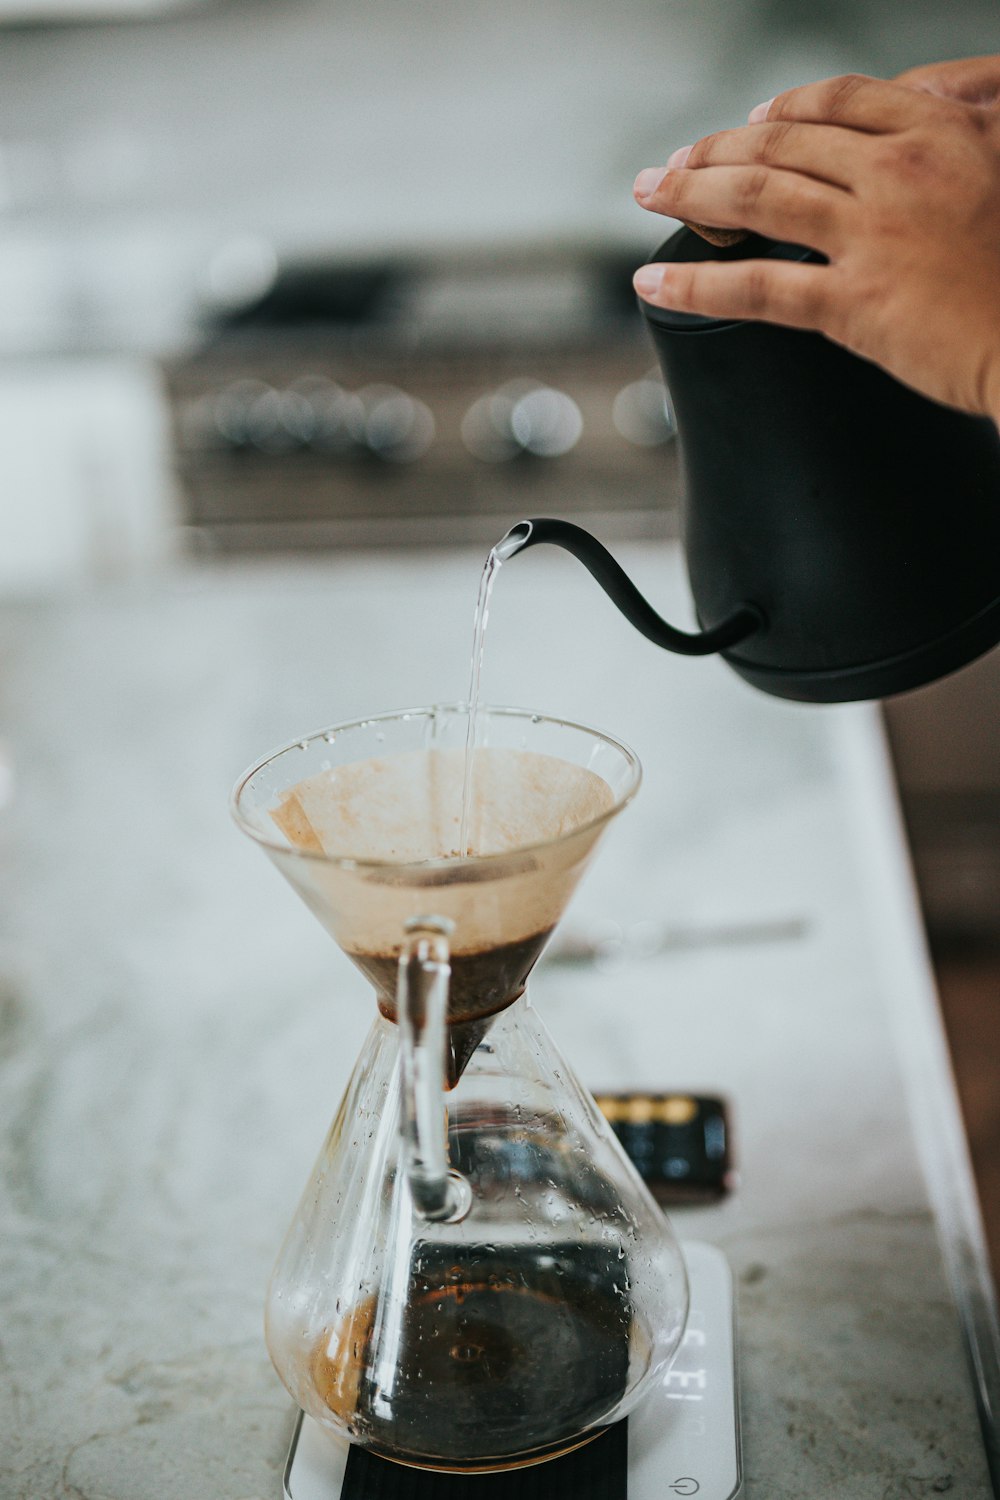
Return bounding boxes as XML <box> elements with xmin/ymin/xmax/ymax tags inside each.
<box><xmin>506</xmin><ymin>227</ymin><xmax>1000</xmax><ymax>702</ymax></box>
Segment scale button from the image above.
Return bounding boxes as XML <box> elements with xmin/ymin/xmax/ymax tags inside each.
<box><xmin>669</xmin><ymin>1480</ymin><xmax>701</xmax><ymax>1496</ymax></box>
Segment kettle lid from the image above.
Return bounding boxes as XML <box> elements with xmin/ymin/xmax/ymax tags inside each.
<box><xmin>640</xmin><ymin>229</ymin><xmax>821</xmax><ymax>332</ymax></box>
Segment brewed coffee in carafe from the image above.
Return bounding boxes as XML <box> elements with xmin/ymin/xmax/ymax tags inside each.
<box><xmin>232</xmin><ymin>705</ymin><xmax>689</xmax><ymax>1472</ymax></box>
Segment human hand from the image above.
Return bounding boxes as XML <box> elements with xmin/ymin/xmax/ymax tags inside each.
<box><xmin>631</xmin><ymin>60</ymin><xmax>1000</xmax><ymax>421</ymax></box>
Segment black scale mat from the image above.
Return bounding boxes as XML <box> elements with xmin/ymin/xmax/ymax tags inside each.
<box><xmin>340</xmin><ymin>1421</ymin><xmax>628</xmax><ymax>1499</ymax></box>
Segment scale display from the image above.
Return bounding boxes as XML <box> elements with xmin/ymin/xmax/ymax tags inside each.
<box><xmin>283</xmin><ymin>1241</ymin><xmax>741</xmax><ymax>1500</ymax></box>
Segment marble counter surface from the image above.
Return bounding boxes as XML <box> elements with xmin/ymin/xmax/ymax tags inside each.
<box><xmin>0</xmin><ymin>543</ymin><xmax>995</xmax><ymax>1499</ymax></box>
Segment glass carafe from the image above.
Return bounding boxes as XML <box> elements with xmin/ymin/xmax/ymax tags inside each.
<box><xmin>232</xmin><ymin>706</ymin><xmax>689</xmax><ymax>1473</ymax></box>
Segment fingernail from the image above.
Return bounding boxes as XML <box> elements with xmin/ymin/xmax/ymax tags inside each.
<box><xmin>667</xmin><ymin>144</ymin><xmax>692</xmax><ymax>168</ymax></box>
<box><xmin>748</xmin><ymin>97</ymin><xmax>774</xmax><ymax>123</ymax></box>
<box><xmin>633</xmin><ymin>265</ymin><xmax>664</xmax><ymax>298</ymax></box>
<box><xmin>633</xmin><ymin>166</ymin><xmax>667</xmax><ymax>199</ymax></box>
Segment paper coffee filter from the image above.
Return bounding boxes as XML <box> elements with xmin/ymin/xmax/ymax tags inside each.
<box><xmin>271</xmin><ymin>747</ymin><xmax>613</xmax><ymax>863</ymax></box>
<box><xmin>267</xmin><ymin>746</ymin><xmax>616</xmax><ymax>963</ymax></box>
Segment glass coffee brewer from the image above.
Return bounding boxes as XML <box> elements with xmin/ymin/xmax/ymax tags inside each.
<box><xmin>232</xmin><ymin>705</ymin><xmax>689</xmax><ymax>1473</ymax></box>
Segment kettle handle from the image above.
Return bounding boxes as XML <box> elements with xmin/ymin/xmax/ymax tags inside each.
<box><xmin>501</xmin><ymin>517</ymin><xmax>764</xmax><ymax>656</ymax></box>
<box><xmin>397</xmin><ymin>917</ymin><xmax>473</xmax><ymax>1224</ymax></box>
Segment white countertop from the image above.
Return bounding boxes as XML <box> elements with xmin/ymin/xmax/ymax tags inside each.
<box><xmin>0</xmin><ymin>542</ymin><xmax>995</xmax><ymax>1498</ymax></box>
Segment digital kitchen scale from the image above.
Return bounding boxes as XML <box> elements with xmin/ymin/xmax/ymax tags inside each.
<box><xmin>283</xmin><ymin>1240</ymin><xmax>742</xmax><ymax>1500</ymax></box>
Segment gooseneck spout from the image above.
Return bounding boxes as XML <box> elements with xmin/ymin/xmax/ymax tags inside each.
<box><xmin>500</xmin><ymin>517</ymin><xmax>765</xmax><ymax>658</ymax></box>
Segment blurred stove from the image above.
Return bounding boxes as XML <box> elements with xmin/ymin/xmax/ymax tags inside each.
<box><xmin>163</xmin><ymin>248</ymin><xmax>682</xmax><ymax>551</ymax></box>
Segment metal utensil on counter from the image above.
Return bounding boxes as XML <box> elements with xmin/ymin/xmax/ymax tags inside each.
<box><xmin>544</xmin><ymin>914</ymin><xmax>810</xmax><ymax>967</ymax></box>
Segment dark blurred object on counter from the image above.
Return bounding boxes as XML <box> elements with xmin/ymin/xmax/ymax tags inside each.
<box><xmin>595</xmin><ymin>1092</ymin><xmax>734</xmax><ymax>1205</ymax></box>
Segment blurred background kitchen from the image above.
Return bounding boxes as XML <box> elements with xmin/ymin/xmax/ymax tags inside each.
<box><xmin>1</xmin><ymin>0</ymin><xmax>1000</xmax><ymax>1256</ymax></box>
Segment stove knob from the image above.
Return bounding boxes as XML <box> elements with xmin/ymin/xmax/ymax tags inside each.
<box><xmin>246</xmin><ymin>387</ymin><xmax>315</xmax><ymax>452</ymax></box>
<box><xmin>289</xmin><ymin>376</ymin><xmax>365</xmax><ymax>452</ymax></box>
<box><xmin>462</xmin><ymin>379</ymin><xmax>583</xmax><ymax>462</ymax></box>
<box><xmin>210</xmin><ymin>379</ymin><xmax>273</xmax><ymax>447</ymax></box>
<box><xmin>461</xmin><ymin>386</ymin><xmax>524</xmax><ymax>462</ymax></box>
<box><xmin>511</xmin><ymin>383</ymin><xmax>583</xmax><ymax>457</ymax></box>
<box><xmin>358</xmin><ymin>383</ymin><xmax>435</xmax><ymax>462</ymax></box>
<box><xmin>209</xmin><ymin>380</ymin><xmax>318</xmax><ymax>452</ymax></box>
<box><xmin>612</xmin><ymin>375</ymin><xmax>677</xmax><ymax>447</ymax></box>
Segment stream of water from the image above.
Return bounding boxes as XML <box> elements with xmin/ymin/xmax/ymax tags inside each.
<box><xmin>458</xmin><ymin>526</ymin><xmax>527</xmax><ymax>856</ymax></box>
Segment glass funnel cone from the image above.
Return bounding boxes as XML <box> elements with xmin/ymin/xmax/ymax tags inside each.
<box><xmin>232</xmin><ymin>705</ymin><xmax>689</xmax><ymax>1472</ymax></box>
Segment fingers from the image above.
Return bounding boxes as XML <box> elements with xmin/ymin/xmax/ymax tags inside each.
<box><xmin>894</xmin><ymin>54</ymin><xmax>1000</xmax><ymax>108</ymax></box>
<box><xmin>634</xmin><ymin>163</ymin><xmax>847</xmax><ymax>254</ymax></box>
<box><xmin>676</xmin><ymin>120</ymin><xmax>864</xmax><ymax>189</ymax></box>
<box><xmin>759</xmin><ymin>72</ymin><xmax>949</xmax><ymax>132</ymax></box>
<box><xmin>633</xmin><ymin>258</ymin><xmax>833</xmax><ymax>331</ymax></box>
